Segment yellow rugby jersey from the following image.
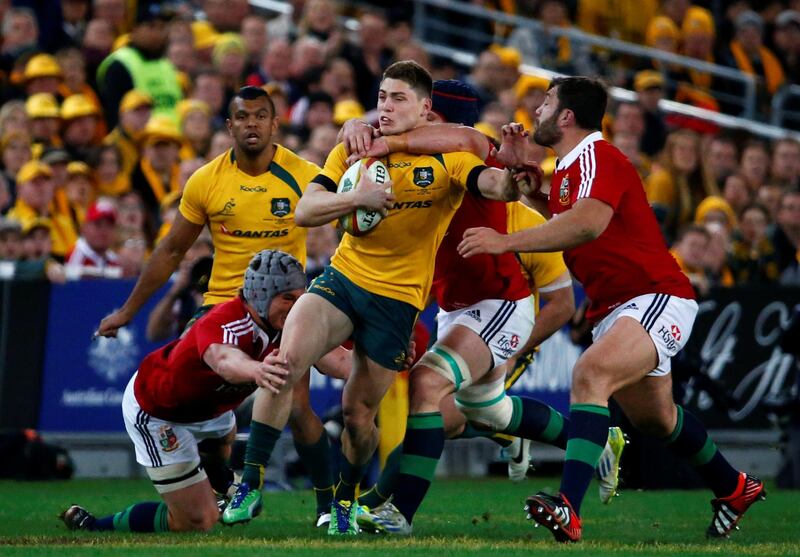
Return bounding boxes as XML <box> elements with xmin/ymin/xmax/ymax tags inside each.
<box><xmin>317</xmin><ymin>143</ymin><xmax>487</xmax><ymax>310</ymax></box>
<box><xmin>506</xmin><ymin>201</ymin><xmax>568</xmax><ymax>312</ymax></box>
<box><xmin>180</xmin><ymin>145</ymin><xmax>320</xmax><ymax>305</ymax></box>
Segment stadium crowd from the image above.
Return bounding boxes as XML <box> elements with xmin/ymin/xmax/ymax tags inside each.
<box><xmin>0</xmin><ymin>0</ymin><xmax>798</xmax><ymax>299</ymax></box>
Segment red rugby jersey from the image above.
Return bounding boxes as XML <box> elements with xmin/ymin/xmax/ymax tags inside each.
<box><xmin>548</xmin><ymin>132</ymin><xmax>694</xmax><ymax>323</ymax></box>
<box><xmin>134</xmin><ymin>297</ymin><xmax>275</xmax><ymax>423</ymax></box>
<box><xmin>431</xmin><ymin>143</ymin><xmax>530</xmax><ymax>311</ymax></box>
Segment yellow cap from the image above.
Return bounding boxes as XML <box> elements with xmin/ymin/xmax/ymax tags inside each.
<box><xmin>683</xmin><ymin>6</ymin><xmax>715</xmax><ymax>38</ymax></box>
<box><xmin>213</xmin><ymin>32</ymin><xmax>245</xmax><ymax>66</ymax></box>
<box><xmin>646</xmin><ymin>16</ymin><xmax>680</xmax><ymax>47</ymax></box>
<box><xmin>333</xmin><ymin>99</ymin><xmax>365</xmax><ymax>126</ymax></box>
<box><xmin>22</xmin><ymin>216</ymin><xmax>52</xmax><ymax>235</ymax></box>
<box><xmin>489</xmin><ymin>44</ymin><xmax>522</xmax><ymax>68</ymax></box>
<box><xmin>514</xmin><ymin>74</ymin><xmax>550</xmax><ymax>100</ymax></box>
<box><xmin>119</xmin><ymin>90</ymin><xmax>154</xmax><ymax>113</ymax></box>
<box><xmin>176</xmin><ymin>99</ymin><xmax>211</xmax><ymax>123</ymax></box>
<box><xmin>61</xmin><ymin>94</ymin><xmax>100</xmax><ymax>120</ymax></box>
<box><xmin>143</xmin><ymin>115</ymin><xmax>183</xmax><ymax>145</ymax></box>
<box><xmin>25</xmin><ymin>93</ymin><xmax>60</xmax><ymax>119</ymax></box>
<box><xmin>192</xmin><ymin>20</ymin><xmax>220</xmax><ymax>50</ymax></box>
<box><xmin>67</xmin><ymin>161</ymin><xmax>92</xmax><ymax>177</ymax></box>
<box><xmin>695</xmin><ymin>196</ymin><xmax>737</xmax><ymax>230</ymax></box>
<box><xmin>17</xmin><ymin>160</ymin><xmax>53</xmax><ymax>184</ymax></box>
<box><xmin>24</xmin><ymin>54</ymin><xmax>63</xmax><ymax>81</ymax></box>
<box><xmin>634</xmin><ymin>70</ymin><xmax>665</xmax><ymax>92</ymax></box>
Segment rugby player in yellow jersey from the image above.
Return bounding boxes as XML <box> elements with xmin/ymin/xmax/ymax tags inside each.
<box><xmin>232</xmin><ymin>60</ymin><xmax>536</xmax><ymax>536</ymax></box>
<box><xmin>96</xmin><ymin>86</ymin><xmax>341</xmax><ymax>527</ymax></box>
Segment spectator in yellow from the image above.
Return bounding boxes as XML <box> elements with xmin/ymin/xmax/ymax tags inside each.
<box><xmin>729</xmin><ymin>204</ymin><xmax>780</xmax><ymax>285</ymax></box>
<box><xmin>61</xmin><ymin>94</ymin><xmax>102</xmax><ymax>162</ymax></box>
<box><xmin>176</xmin><ymin>99</ymin><xmax>212</xmax><ymax>161</ymax></box>
<box><xmin>129</xmin><ymin>116</ymin><xmax>182</xmax><ymax>221</ymax></box>
<box><xmin>213</xmin><ymin>33</ymin><xmax>248</xmax><ymax>103</ymax></box>
<box><xmin>680</xmin><ymin>6</ymin><xmax>716</xmax><ymax>90</ymax></box>
<box><xmin>721</xmin><ymin>11</ymin><xmax>785</xmax><ymax>114</ymax></box>
<box><xmin>93</xmin><ymin>144</ymin><xmax>131</xmax><ymax>197</ymax></box>
<box><xmin>25</xmin><ymin>93</ymin><xmax>62</xmax><ymax>160</ymax></box>
<box><xmin>56</xmin><ymin>47</ymin><xmax>106</xmax><ymax>139</ymax></box>
<box><xmin>645</xmin><ymin>129</ymin><xmax>719</xmax><ymax>243</ymax></box>
<box><xmin>512</xmin><ymin>75</ymin><xmax>548</xmax><ymax>132</ymax></box>
<box><xmin>6</xmin><ymin>160</ymin><xmax>78</xmax><ymax>259</ymax></box>
<box><xmin>63</xmin><ymin>161</ymin><xmax>97</xmax><ymax>229</ymax></box>
<box><xmin>1</xmin><ymin>130</ymin><xmax>33</xmax><ymax>202</ymax></box>
<box><xmin>22</xmin><ymin>53</ymin><xmax>63</xmax><ymax>96</ymax></box>
<box><xmin>645</xmin><ymin>15</ymin><xmax>680</xmax><ymax>57</ymax></box>
<box><xmin>577</xmin><ymin>0</ymin><xmax>659</xmax><ymax>46</ymax></box>
<box><xmin>694</xmin><ymin>195</ymin><xmax>738</xmax><ymax>233</ymax></box>
<box><xmin>103</xmin><ymin>90</ymin><xmax>154</xmax><ymax>180</ymax></box>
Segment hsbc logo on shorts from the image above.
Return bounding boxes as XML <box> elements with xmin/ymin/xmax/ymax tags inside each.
<box><xmin>657</xmin><ymin>325</ymin><xmax>678</xmax><ymax>352</ymax></box>
<box><xmin>496</xmin><ymin>334</ymin><xmax>520</xmax><ymax>358</ymax></box>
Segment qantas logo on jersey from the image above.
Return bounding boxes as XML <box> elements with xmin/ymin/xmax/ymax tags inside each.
<box><xmin>220</xmin><ymin>223</ymin><xmax>288</xmax><ymax>238</ymax></box>
<box><xmin>559</xmin><ymin>177</ymin><xmax>571</xmax><ymax>205</ymax></box>
<box><xmin>392</xmin><ymin>200</ymin><xmax>433</xmax><ymax>210</ymax></box>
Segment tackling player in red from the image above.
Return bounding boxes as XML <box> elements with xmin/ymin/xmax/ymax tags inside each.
<box><xmin>60</xmin><ymin>250</ymin><xmax>348</xmax><ymax>533</ymax></box>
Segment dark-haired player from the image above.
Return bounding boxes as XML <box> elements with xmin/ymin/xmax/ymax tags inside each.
<box><xmin>97</xmin><ymin>87</ymin><xmax>338</xmax><ymax>528</ymax></box>
<box><xmin>459</xmin><ymin>76</ymin><xmax>765</xmax><ymax>542</ymax></box>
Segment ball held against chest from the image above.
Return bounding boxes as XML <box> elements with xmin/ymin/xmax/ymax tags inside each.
<box><xmin>336</xmin><ymin>157</ymin><xmax>390</xmax><ymax>236</ymax></box>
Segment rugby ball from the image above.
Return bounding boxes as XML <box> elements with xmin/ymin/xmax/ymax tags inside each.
<box><xmin>336</xmin><ymin>158</ymin><xmax>390</xmax><ymax>236</ymax></box>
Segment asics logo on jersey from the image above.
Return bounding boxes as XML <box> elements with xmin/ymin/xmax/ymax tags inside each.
<box><xmin>392</xmin><ymin>200</ymin><xmax>432</xmax><ymax>210</ymax></box>
<box><xmin>220</xmin><ymin>223</ymin><xmax>288</xmax><ymax>238</ymax></box>
<box><xmin>240</xmin><ymin>185</ymin><xmax>267</xmax><ymax>192</ymax></box>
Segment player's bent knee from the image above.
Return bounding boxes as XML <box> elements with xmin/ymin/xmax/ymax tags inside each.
<box><xmin>455</xmin><ymin>377</ymin><xmax>513</xmax><ymax>432</ymax></box>
<box><xmin>341</xmin><ymin>402</ymin><xmax>375</xmax><ymax>433</ymax></box>
<box><xmin>170</xmin><ymin>505</ymin><xmax>219</xmax><ymax>532</ymax></box>
<box><xmin>416</xmin><ymin>345</ymin><xmax>473</xmax><ymax>393</ymax></box>
<box><xmin>571</xmin><ymin>361</ymin><xmax>613</xmax><ymax>400</ymax></box>
<box><xmin>408</xmin><ymin>366</ymin><xmax>452</xmax><ymax>406</ymax></box>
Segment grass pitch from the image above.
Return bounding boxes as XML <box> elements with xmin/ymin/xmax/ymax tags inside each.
<box><xmin>0</xmin><ymin>478</ymin><xmax>796</xmax><ymax>556</ymax></box>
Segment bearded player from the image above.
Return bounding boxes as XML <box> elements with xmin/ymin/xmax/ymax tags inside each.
<box><xmin>459</xmin><ymin>77</ymin><xmax>765</xmax><ymax>542</ymax></box>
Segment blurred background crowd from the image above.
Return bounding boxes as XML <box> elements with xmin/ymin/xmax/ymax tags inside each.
<box><xmin>0</xmin><ymin>0</ymin><xmax>798</xmax><ymax>300</ymax></box>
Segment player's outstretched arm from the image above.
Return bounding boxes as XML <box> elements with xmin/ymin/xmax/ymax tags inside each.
<box><xmin>458</xmin><ymin>197</ymin><xmax>614</xmax><ymax>257</ymax></box>
<box><xmin>96</xmin><ymin>213</ymin><xmax>203</xmax><ymax>337</ymax></box>
<box><xmin>204</xmin><ymin>345</ymin><xmax>289</xmax><ymax>393</ymax></box>
<box><xmin>295</xmin><ymin>177</ymin><xmax>395</xmax><ymax>227</ymax></box>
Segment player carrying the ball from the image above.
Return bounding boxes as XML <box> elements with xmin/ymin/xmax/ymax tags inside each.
<box><xmin>234</xmin><ymin>60</ymin><xmax>537</xmax><ymax>536</ymax></box>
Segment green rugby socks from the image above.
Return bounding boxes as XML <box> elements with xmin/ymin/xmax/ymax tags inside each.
<box><xmin>392</xmin><ymin>412</ymin><xmax>445</xmax><ymax>523</ymax></box>
<box><xmin>560</xmin><ymin>403</ymin><xmax>610</xmax><ymax>514</ymax></box>
<box><xmin>92</xmin><ymin>502</ymin><xmax>169</xmax><ymax>532</ymax></box>
<box><xmin>662</xmin><ymin>405</ymin><xmax>740</xmax><ymax>497</ymax></box>
<box><xmin>241</xmin><ymin>421</ymin><xmax>281</xmax><ymax>489</ymax></box>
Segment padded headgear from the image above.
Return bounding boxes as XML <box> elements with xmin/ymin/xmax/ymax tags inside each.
<box><xmin>242</xmin><ymin>249</ymin><xmax>306</xmax><ymax>321</ymax></box>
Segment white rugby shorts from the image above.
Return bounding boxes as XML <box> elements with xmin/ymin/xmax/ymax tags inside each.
<box><xmin>436</xmin><ymin>296</ymin><xmax>535</xmax><ymax>368</ymax></box>
<box><xmin>592</xmin><ymin>293</ymin><xmax>698</xmax><ymax>376</ymax></box>
<box><xmin>122</xmin><ymin>373</ymin><xmax>235</xmax><ymax>492</ymax></box>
